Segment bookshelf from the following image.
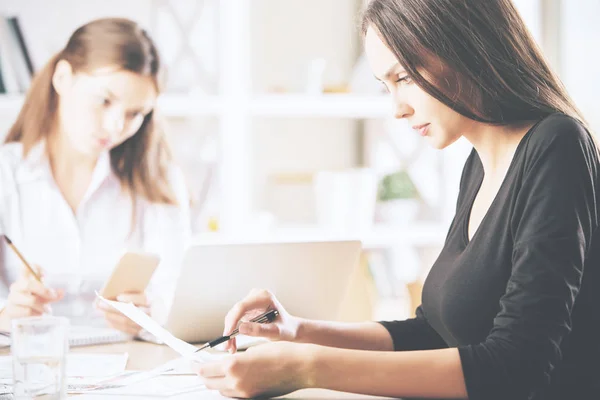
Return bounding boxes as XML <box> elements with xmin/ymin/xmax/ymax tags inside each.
<box><xmin>0</xmin><ymin>0</ymin><xmax>476</xmax><ymax>321</ymax></box>
<box><xmin>0</xmin><ymin>93</ymin><xmax>391</xmax><ymax>119</ymax></box>
<box><xmin>192</xmin><ymin>222</ymin><xmax>448</xmax><ymax>250</ymax></box>
<box><xmin>0</xmin><ymin>0</ymin><xmax>459</xmax><ymax>249</ymax></box>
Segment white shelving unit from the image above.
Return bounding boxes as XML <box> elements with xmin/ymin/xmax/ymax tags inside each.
<box><xmin>0</xmin><ymin>93</ymin><xmax>390</xmax><ymax>118</ymax></box>
<box><xmin>251</xmin><ymin>94</ymin><xmax>391</xmax><ymax>119</ymax></box>
<box><xmin>0</xmin><ymin>0</ymin><xmax>453</xmax><ymax>249</ymax></box>
<box><xmin>192</xmin><ymin>222</ymin><xmax>448</xmax><ymax>250</ymax></box>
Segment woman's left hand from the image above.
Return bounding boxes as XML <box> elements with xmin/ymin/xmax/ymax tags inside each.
<box><xmin>95</xmin><ymin>292</ymin><xmax>149</xmax><ymax>336</ymax></box>
<box><xmin>193</xmin><ymin>341</ymin><xmax>315</xmax><ymax>398</ymax></box>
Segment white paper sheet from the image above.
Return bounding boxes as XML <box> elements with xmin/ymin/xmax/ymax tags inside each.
<box><xmin>95</xmin><ymin>294</ymin><xmax>218</xmax><ymax>362</ymax></box>
<box><xmin>75</xmin><ymin>375</ymin><xmax>207</xmax><ymax>397</ymax></box>
<box><xmin>0</xmin><ymin>353</ymin><xmax>128</xmax><ymax>379</ymax></box>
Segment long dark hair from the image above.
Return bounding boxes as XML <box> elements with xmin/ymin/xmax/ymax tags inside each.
<box><xmin>6</xmin><ymin>18</ymin><xmax>177</xmax><ymax>205</ymax></box>
<box><xmin>361</xmin><ymin>0</ymin><xmax>587</xmax><ymax>128</ymax></box>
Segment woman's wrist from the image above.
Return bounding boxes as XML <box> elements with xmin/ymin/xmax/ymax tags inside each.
<box><xmin>293</xmin><ymin>316</ymin><xmax>311</xmax><ymax>343</ymax></box>
<box><xmin>297</xmin><ymin>343</ymin><xmax>321</xmax><ymax>389</ymax></box>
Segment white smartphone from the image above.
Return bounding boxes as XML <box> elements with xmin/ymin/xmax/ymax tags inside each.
<box><xmin>100</xmin><ymin>251</ymin><xmax>160</xmax><ymax>300</ymax></box>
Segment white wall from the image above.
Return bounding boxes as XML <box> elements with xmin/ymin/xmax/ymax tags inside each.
<box><xmin>0</xmin><ymin>0</ymin><xmax>365</xmax><ymax>226</ymax></box>
<box><xmin>560</xmin><ymin>0</ymin><xmax>600</xmax><ymax>132</ymax></box>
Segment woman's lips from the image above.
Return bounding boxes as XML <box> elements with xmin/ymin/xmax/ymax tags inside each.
<box><xmin>413</xmin><ymin>123</ymin><xmax>430</xmax><ymax>137</ymax></box>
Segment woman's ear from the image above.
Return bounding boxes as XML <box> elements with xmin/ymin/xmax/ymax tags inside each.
<box><xmin>51</xmin><ymin>59</ymin><xmax>74</xmax><ymax>96</ymax></box>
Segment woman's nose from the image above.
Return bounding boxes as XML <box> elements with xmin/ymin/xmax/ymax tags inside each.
<box><xmin>392</xmin><ymin>92</ymin><xmax>413</xmax><ymax>120</ymax></box>
<box><xmin>394</xmin><ymin>103</ymin><xmax>413</xmax><ymax>120</ymax></box>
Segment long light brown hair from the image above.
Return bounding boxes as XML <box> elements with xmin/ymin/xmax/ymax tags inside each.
<box><xmin>5</xmin><ymin>17</ymin><xmax>177</xmax><ymax>205</ymax></box>
<box><xmin>361</xmin><ymin>0</ymin><xmax>588</xmax><ymax>128</ymax></box>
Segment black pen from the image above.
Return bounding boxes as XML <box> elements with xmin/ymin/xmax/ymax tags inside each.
<box><xmin>195</xmin><ymin>309</ymin><xmax>279</xmax><ymax>352</ymax></box>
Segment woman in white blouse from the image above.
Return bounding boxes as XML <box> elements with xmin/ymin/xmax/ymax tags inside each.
<box><xmin>0</xmin><ymin>18</ymin><xmax>190</xmax><ymax>333</ymax></box>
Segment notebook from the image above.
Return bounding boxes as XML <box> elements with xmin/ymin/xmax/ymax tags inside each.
<box><xmin>68</xmin><ymin>326</ymin><xmax>131</xmax><ymax>347</ymax></box>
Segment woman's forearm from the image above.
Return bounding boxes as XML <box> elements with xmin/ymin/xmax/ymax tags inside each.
<box><xmin>295</xmin><ymin>318</ymin><xmax>394</xmax><ymax>351</ymax></box>
<box><xmin>306</xmin><ymin>346</ymin><xmax>467</xmax><ymax>399</ymax></box>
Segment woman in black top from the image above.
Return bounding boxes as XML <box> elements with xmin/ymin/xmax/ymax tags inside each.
<box><xmin>193</xmin><ymin>1</ymin><xmax>600</xmax><ymax>399</ymax></box>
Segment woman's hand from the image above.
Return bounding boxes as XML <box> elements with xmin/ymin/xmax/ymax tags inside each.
<box><xmin>95</xmin><ymin>292</ymin><xmax>148</xmax><ymax>336</ymax></box>
<box><xmin>223</xmin><ymin>289</ymin><xmax>301</xmax><ymax>353</ymax></box>
<box><xmin>0</xmin><ymin>270</ymin><xmax>64</xmax><ymax>331</ymax></box>
<box><xmin>194</xmin><ymin>341</ymin><xmax>316</xmax><ymax>398</ymax></box>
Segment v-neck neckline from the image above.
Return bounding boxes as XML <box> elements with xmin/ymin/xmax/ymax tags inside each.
<box><xmin>462</xmin><ymin>118</ymin><xmax>544</xmax><ymax>246</ymax></box>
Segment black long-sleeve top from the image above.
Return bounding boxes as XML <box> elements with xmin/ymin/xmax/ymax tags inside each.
<box><xmin>380</xmin><ymin>113</ymin><xmax>600</xmax><ymax>400</ymax></box>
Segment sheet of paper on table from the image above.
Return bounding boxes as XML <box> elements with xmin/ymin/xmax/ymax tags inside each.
<box><xmin>0</xmin><ymin>353</ymin><xmax>128</xmax><ymax>379</ymax></box>
<box><xmin>70</xmin><ymin>375</ymin><xmax>207</xmax><ymax>397</ymax></box>
<box><xmin>51</xmin><ymin>294</ymin><xmax>226</xmax><ymax>396</ymax></box>
<box><xmin>95</xmin><ymin>294</ymin><xmax>219</xmax><ymax>362</ymax></box>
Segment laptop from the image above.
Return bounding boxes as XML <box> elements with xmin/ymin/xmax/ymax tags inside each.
<box><xmin>163</xmin><ymin>240</ymin><xmax>362</xmax><ymax>343</ymax></box>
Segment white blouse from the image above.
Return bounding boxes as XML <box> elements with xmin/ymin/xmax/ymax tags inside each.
<box><xmin>0</xmin><ymin>140</ymin><xmax>191</xmax><ymax>325</ymax></box>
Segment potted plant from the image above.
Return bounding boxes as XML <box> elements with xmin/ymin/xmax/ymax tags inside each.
<box><xmin>376</xmin><ymin>169</ymin><xmax>420</xmax><ymax>223</ymax></box>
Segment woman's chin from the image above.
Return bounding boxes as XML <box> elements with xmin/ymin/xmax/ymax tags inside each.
<box><xmin>425</xmin><ymin>135</ymin><xmax>445</xmax><ymax>150</ymax></box>
<box><xmin>426</xmin><ymin>134</ymin><xmax>459</xmax><ymax>150</ymax></box>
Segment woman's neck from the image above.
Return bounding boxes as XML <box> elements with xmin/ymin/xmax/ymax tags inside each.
<box><xmin>46</xmin><ymin>130</ymin><xmax>102</xmax><ymax>214</ymax></box>
<box><xmin>463</xmin><ymin>121</ymin><xmax>535</xmax><ymax>177</ymax></box>
<box><xmin>46</xmin><ymin>131</ymin><xmax>98</xmax><ymax>177</ymax></box>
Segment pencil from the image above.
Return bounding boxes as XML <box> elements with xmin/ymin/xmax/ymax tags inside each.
<box><xmin>3</xmin><ymin>235</ymin><xmax>42</xmax><ymax>282</ymax></box>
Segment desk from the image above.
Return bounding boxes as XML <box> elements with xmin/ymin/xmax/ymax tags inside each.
<box><xmin>2</xmin><ymin>341</ymin><xmax>393</xmax><ymax>400</ymax></box>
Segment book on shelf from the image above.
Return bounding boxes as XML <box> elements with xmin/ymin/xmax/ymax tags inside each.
<box><xmin>0</xmin><ymin>15</ymin><xmax>33</xmax><ymax>94</ymax></box>
<box><xmin>0</xmin><ymin>52</ymin><xmax>5</xmax><ymax>94</ymax></box>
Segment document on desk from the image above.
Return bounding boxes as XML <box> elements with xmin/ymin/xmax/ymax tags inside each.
<box><xmin>0</xmin><ymin>353</ymin><xmax>129</xmax><ymax>379</ymax></box>
<box><xmin>96</xmin><ymin>294</ymin><xmax>218</xmax><ymax>362</ymax></box>
<box><xmin>72</xmin><ymin>375</ymin><xmax>207</xmax><ymax>397</ymax></box>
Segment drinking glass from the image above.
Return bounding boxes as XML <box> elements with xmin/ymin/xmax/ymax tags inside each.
<box><xmin>11</xmin><ymin>316</ymin><xmax>69</xmax><ymax>400</ymax></box>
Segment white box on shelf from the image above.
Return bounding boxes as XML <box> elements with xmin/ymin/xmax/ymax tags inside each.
<box><xmin>251</xmin><ymin>94</ymin><xmax>391</xmax><ymax>119</ymax></box>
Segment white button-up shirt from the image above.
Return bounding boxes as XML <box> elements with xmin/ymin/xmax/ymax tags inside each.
<box><xmin>0</xmin><ymin>141</ymin><xmax>190</xmax><ymax>324</ymax></box>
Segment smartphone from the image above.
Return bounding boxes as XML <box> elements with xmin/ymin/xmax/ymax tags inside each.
<box><xmin>100</xmin><ymin>251</ymin><xmax>160</xmax><ymax>299</ymax></box>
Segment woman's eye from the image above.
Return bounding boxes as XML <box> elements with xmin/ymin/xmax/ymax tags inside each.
<box><xmin>395</xmin><ymin>75</ymin><xmax>412</xmax><ymax>84</ymax></box>
<box><xmin>97</xmin><ymin>96</ymin><xmax>111</xmax><ymax>107</ymax></box>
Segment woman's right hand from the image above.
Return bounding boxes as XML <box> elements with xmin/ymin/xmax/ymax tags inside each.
<box><xmin>223</xmin><ymin>289</ymin><xmax>300</xmax><ymax>353</ymax></box>
<box><xmin>0</xmin><ymin>271</ymin><xmax>64</xmax><ymax>331</ymax></box>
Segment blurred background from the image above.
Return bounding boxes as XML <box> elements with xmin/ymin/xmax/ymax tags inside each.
<box><xmin>1</xmin><ymin>0</ymin><xmax>598</xmax><ymax>321</ymax></box>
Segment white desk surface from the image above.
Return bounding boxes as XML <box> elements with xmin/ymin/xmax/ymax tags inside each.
<box><xmin>1</xmin><ymin>340</ymin><xmax>397</xmax><ymax>399</ymax></box>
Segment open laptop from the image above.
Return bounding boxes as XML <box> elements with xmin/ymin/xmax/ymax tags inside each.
<box><xmin>163</xmin><ymin>240</ymin><xmax>362</xmax><ymax>343</ymax></box>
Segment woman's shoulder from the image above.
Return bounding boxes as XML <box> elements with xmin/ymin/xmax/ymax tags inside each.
<box><xmin>520</xmin><ymin>113</ymin><xmax>597</xmax><ymax>168</ymax></box>
<box><xmin>516</xmin><ymin>114</ymin><xmax>600</xmax><ymax>185</ymax></box>
<box><xmin>0</xmin><ymin>142</ymin><xmax>25</xmax><ymax>179</ymax></box>
<box><xmin>0</xmin><ymin>142</ymin><xmax>25</xmax><ymax>166</ymax></box>
<box><xmin>0</xmin><ymin>142</ymin><xmax>26</xmax><ymax>200</ymax></box>
<box><xmin>526</xmin><ymin>113</ymin><xmax>595</xmax><ymax>153</ymax></box>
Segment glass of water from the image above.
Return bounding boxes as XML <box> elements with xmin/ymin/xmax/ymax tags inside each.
<box><xmin>11</xmin><ymin>316</ymin><xmax>69</xmax><ymax>400</ymax></box>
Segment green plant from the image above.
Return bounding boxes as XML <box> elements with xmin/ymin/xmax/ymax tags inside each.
<box><xmin>377</xmin><ymin>170</ymin><xmax>419</xmax><ymax>201</ymax></box>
